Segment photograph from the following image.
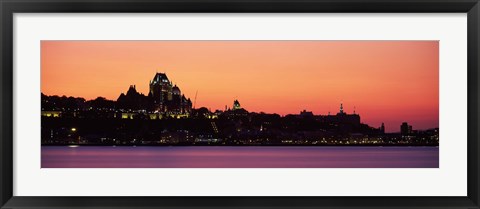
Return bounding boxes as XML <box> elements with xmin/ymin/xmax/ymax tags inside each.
<box><xmin>40</xmin><ymin>40</ymin><xmax>439</xmax><ymax>168</ymax></box>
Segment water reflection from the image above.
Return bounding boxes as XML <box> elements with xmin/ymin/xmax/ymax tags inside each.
<box><xmin>41</xmin><ymin>146</ymin><xmax>439</xmax><ymax>168</ymax></box>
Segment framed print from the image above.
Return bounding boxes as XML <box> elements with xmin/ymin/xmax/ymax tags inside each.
<box><xmin>1</xmin><ymin>0</ymin><xmax>479</xmax><ymax>208</ymax></box>
<box><xmin>39</xmin><ymin>40</ymin><xmax>440</xmax><ymax>169</ymax></box>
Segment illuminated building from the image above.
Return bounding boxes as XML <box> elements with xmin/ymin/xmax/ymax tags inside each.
<box><xmin>233</xmin><ymin>100</ymin><xmax>241</xmax><ymax>110</ymax></box>
<box><xmin>41</xmin><ymin>111</ymin><xmax>61</xmax><ymax>117</ymax></box>
<box><xmin>149</xmin><ymin>73</ymin><xmax>173</xmax><ymax>111</ymax></box>
<box><xmin>148</xmin><ymin>72</ymin><xmax>192</xmax><ymax>115</ymax></box>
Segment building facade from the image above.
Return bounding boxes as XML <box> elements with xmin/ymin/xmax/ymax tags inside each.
<box><xmin>149</xmin><ymin>72</ymin><xmax>192</xmax><ymax>114</ymax></box>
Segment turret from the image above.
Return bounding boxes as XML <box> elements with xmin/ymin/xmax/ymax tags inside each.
<box><xmin>172</xmin><ymin>85</ymin><xmax>181</xmax><ymax>95</ymax></box>
<box><xmin>233</xmin><ymin>100</ymin><xmax>241</xmax><ymax>110</ymax></box>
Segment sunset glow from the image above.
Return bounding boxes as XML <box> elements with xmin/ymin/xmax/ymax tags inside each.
<box><xmin>41</xmin><ymin>41</ymin><xmax>439</xmax><ymax>132</ymax></box>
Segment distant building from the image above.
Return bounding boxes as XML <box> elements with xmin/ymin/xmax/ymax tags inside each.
<box><xmin>300</xmin><ymin>110</ymin><xmax>314</xmax><ymax>117</ymax></box>
<box><xmin>400</xmin><ymin>122</ymin><xmax>412</xmax><ymax>135</ymax></box>
<box><xmin>117</xmin><ymin>85</ymin><xmax>149</xmax><ymax>110</ymax></box>
<box><xmin>286</xmin><ymin>104</ymin><xmax>361</xmax><ymax>126</ymax></box>
<box><xmin>223</xmin><ymin>99</ymin><xmax>248</xmax><ymax>117</ymax></box>
<box><xmin>332</xmin><ymin>103</ymin><xmax>360</xmax><ymax>125</ymax></box>
<box><xmin>380</xmin><ymin>122</ymin><xmax>385</xmax><ymax>133</ymax></box>
<box><xmin>233</xmin><ymin>99</ymin><xmax>241</xmax><ymax>110</ymax></box>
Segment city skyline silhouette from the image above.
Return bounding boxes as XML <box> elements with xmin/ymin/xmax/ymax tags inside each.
<box><xmin>41</xmin><ymin>41</ymin><xmax>439</xmax><ymax>132</ymax></box>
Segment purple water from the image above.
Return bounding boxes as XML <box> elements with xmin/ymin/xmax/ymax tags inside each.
<box><xmin>41</xmin><ymin>146</ymin><xmax>439</xmax><ymax>168</ymax></box>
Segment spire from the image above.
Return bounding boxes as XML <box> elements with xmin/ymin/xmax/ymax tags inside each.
<box><xmin>340</xmin><ymin>103</ymin><xmax>344</xmax><ymax>114</ymax></box>
<box><xmin>353</xmin><ymin>106</ymin><xmax>356</xmax><ymax>114</ymax></box>
<box><xmin>233</xmin><ymin>99</ymin><xmax>241</xmax><ymax>110</ymax></box>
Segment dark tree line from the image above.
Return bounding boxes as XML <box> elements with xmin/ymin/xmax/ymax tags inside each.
<box><xmin>42</xmin><ymin>93</ymin><xmax>116</xmax><ymax>110</ymax></box>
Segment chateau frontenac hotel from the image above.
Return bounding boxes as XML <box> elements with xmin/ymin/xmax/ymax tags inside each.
<box><xmin>149</xmin><ymin>72</ymin><xmax>192</xmax><ymax>113</ymax></box>
<box><xmin>116</xmin><ymin>72</ymin><xmax>193</xmax><ymax>118</ymax></box>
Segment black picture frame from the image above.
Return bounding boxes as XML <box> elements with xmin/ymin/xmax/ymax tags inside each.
<box><xmin>1</xmin><ymin>0</ymin><xmax>479</xmax><ymax>208</ymax></box>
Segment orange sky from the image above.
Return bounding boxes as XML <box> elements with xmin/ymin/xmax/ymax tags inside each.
<box><xmin>41</xmin><ymin>41</ymin><xmax>439</xmax><ymax>133</ymax></box>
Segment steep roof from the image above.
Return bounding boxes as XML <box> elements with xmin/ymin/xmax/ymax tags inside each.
<box><xmin>234</xmin><ymin>100</ymin><xmax>241</xmax><ymax>106</ymax></box>
<box><xmin>153</xmin><ymin>72</ymin><xmax>169</xmax><ymax>83</ymax></box>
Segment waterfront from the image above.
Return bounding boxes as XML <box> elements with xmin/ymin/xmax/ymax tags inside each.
<box><xmin>42</xmin><ymin>146</ymin><xmax>439</xmax><ymax>168</ymax></box>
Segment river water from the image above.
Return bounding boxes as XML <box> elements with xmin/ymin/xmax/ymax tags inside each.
<box><xmin>41</xmin><ymin>146</ymin><xmax>439</xmax><ymax>168</ymax></box>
